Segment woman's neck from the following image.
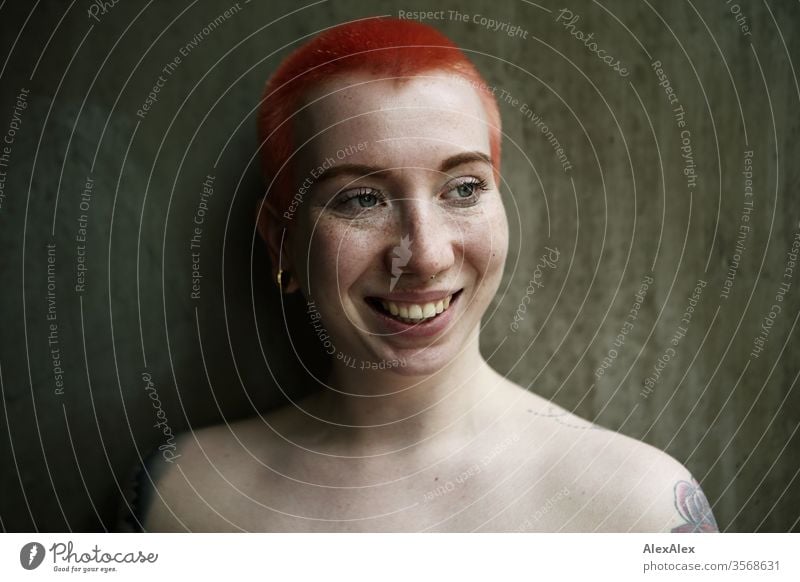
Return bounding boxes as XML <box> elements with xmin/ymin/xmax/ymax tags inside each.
<box><xmin>307</xmin><ymin>330</ymin><xmax>511</xmax><ymax>454</ymax></box>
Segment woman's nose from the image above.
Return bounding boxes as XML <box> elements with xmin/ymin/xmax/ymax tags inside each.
<box><xmin>385</xmin><ymin>199</ymin><xmax>456</xmax><ymax>283</ymax></box>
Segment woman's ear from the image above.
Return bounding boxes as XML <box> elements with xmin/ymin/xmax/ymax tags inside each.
<box><xmin>256</xmin><ymin>198</ymin><xmax>300</xmax><ymax>293</ymax></box>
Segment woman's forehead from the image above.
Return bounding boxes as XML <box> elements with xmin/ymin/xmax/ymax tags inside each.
<box><xmin>293</xmin><ymin>72</ymin><xmax>492</xmax><ymax>166</ymax></box>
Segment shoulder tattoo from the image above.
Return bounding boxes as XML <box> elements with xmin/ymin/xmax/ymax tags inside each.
<box><xmin>670</xmin><ymin>478</ymin><xmax>719</xmax><ymax>533</ymax></box>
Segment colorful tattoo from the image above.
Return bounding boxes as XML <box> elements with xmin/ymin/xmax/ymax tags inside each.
<box><xmin>671</xmin><ymin>478</ymin><xmax>719</xmax><ymax>533</ymax></box>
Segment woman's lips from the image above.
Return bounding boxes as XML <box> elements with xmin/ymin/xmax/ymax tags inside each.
<box><xmin>365</xmin><ymin>289</ymin><xmax>463</xmax><ymax>337</ymax></box>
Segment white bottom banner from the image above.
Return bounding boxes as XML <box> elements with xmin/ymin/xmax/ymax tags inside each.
<box><xmin>1</xmin><ymin>533</ymin><xmax>797</xmax><ymax>581</ymax></box>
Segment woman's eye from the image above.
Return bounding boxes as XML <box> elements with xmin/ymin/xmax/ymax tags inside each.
<box><xmin>454</xmin><ymin>183</ymin><xmax>477</xmax><ymax>198</ymax></box>
<box><xmin>443</xmin><ymin>178</ymin><xmax>489</xmax><ymax>205</ymax></box>
<box><xmin>334</xmin><ymin>188</ymin><xmax>385</xmax><ymax>215</ymax></box>
<box><xmin>354</xmin><ymin>193</ymin><xmax>379</xmax><ymax>207</ymax></box>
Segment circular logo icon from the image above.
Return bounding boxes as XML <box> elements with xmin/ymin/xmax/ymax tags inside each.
<box><xmin>19</xmin><ymin>542</ymin><xmax>45</xmax><ymax>570</ymax></box>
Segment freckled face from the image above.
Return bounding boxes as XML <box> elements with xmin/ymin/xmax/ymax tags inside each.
<box><xmin>286</xmin><ymin>72</ymin><xmax>508</xmax><ymax>375</ymax></box>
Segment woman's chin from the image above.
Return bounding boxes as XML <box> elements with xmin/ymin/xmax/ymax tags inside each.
<box><xmin>363</xmin><ymin>343</ymin><xmax>458</xmax><ymax>378</ymax></box>
<box><xmin>383</xmin><ymin>360</ymin><xmax>443</xmax><ymax>377</ymax></box>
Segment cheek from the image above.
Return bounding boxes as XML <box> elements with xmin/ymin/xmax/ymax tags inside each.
<box><xmin>464</xmin><ymin>200</ymin><xmax>509</xmax><ymax>276</ymax></box>
<box><xmin>304</xmin><ymin>219</ymin><xmax>377</xmax><ymax>291</ymax></box>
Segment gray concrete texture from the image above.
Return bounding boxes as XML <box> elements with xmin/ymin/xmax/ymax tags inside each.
<box><xmin>0</xmin><ymin>0</ymin><xmax>797</xmax><ymax>531</ymax></box>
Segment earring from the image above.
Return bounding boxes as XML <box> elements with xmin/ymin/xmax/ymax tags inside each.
<box><xmin>276</xmin><ymin>268</ymin><xmax>284</xmax><ymax>289</ymax></box>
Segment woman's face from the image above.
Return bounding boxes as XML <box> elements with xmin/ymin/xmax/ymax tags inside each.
<box><xmin>285</xmin><ymin>71</ymin><xmax>508</xmax><ymax>375</ymax></box>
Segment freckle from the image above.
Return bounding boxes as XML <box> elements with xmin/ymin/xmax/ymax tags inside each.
<box><xmin>434</xmin><ymin>477</ymin><xmax>438</xmax><ymax>481</ymax></box>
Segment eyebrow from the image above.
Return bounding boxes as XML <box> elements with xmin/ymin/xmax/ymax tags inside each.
<box><xmin>311</xmin><ymin>150</ymin><xmax>493</xmax><ymax>186</ymax></box>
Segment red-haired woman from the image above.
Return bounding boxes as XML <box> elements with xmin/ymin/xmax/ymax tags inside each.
<box><xmin>130</xmin><ymin>17</ymin><xmax>717</xmax><ymax>533</ymax></box>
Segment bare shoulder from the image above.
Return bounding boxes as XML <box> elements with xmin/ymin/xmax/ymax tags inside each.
<box><xmin>574</xmin><ymin>429</ymin><xmax>719</xmax><ymax>532</ymax></box>
<box><xmin>506</xmin><ymin>386</ymin><xmax>718</xmax><ymax>532</ymax></box>
<box><xmin>140</xmin><ymin>415</ymin><xmax>285</xmax><ymax>532</ymax></box>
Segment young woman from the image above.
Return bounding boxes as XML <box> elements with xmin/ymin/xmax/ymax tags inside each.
<box><xmin>133</xmin><ymin>17</ymin><xmax>717</xmax><ymax>533</ymax></box>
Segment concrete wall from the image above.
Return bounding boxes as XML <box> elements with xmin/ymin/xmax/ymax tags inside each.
<box><xmin>0</xmin><ymin>0</ymin><xmax>797</xmax><ymax>531</ymax></box>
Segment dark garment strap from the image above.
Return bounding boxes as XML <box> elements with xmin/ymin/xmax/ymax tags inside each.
<box><xmin>115</xmin><ymin>447</ymin><xmax>163</xmax><ymax>532</ymax></box>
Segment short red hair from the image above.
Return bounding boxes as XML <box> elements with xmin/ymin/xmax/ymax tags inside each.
<box><xmin>257</xmin><ymin>17</ymin><xmax>502</xmax><ymax>217</ymax></box>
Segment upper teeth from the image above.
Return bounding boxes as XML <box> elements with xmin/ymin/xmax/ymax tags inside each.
<box><xmin>380</xmin><ymin>294</ymin><xmax>453</xmax><ymax>321</ymax></box>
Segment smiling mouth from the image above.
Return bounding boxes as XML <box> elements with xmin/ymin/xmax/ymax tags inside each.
<box><xmin>365</xmin><ymin>290</ymin><xmax>463</xmax><ymax>324</ymax></box>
